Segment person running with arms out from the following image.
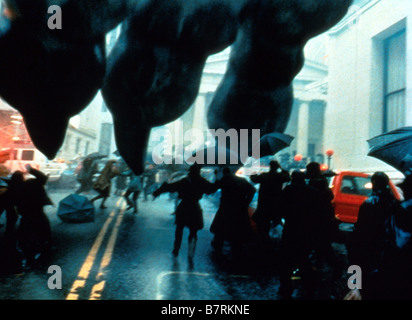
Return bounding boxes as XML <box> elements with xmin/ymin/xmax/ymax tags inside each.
<box><xmin>153</xmin><ymin>164</ymin><xmax>216</xmax><ymax>263</ymax></box>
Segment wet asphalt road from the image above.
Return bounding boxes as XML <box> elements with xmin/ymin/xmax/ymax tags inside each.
<box><xmin>0</xmin><ymin>187</ymin><xmax>351</xmax><ymax>300</ymax></box>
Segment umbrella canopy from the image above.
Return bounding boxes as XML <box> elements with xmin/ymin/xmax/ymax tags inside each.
<box><xmin>85</xmin><ymin>152</ymin><xmax>107</xmax><ymax>160</ymax></box>
<box><xmin>57</xmin><ymin>194</ymin><xmax>95</xmax><ymax>223</ymax></box>
<box><xmin>322</xmin><ymin>169</ymin><xmax>337</xmax><ymax>178</ymax></box>
<box><xmin>169</xmin><ymin>171</ymin><xmax>187</xmax><ymax>182</ymax></box>
<box><xmin>367</xmin><ymin>127</ymin><xmax>412</xmax><ymax>173</ymax></box>
<box><xmin>252</xmin><ymin>132</ymin><xmax>294</xmax><ymax>158</ymax></box>
<box><xmin>186</xmin><ymin>145</ymin><xmax>243</xmax><ymax>169</ymax></box>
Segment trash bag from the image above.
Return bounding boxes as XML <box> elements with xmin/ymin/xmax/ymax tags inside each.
<box><xmin>57</xmin><ymin>194</ymin><xmax>95</xmax><ymax>223</ymax></box>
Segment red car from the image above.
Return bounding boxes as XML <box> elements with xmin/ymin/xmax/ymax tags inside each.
<box><xmin>330</xmin><ymin>171</ymin><xmax>402</xmax><ymax>224</ymax></box>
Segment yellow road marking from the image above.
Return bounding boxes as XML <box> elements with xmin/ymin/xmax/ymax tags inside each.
<box><xmin>66</xmin><ymin>198</ymin><xmax>124</xmax><ymax>300</ymax></box>
<box><xmin>89</xmin><ymin>201</ymin><xmax>127</xmax><ymax>300</ymax></box>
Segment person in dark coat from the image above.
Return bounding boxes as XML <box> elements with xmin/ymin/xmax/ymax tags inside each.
<box><xmin>0</xmin><ymin>177</ymin><xmax>20</xmax><ymax>274</ymax></box>
<box><xmin>91</xmin><ymin>160</ymin><xmax>118</xmax><ymax>209</ymax></box>
<box><xmin>75</xmin><ymin>157</ymin><xmax>99</xmax><ymax>194</ymax></box>
<box><xmin>142</xmin><ymin>166</ymin><xmax>157</xmax><ymax>201</ymax></box>
<box><xmin>9</xmin><ymin>165</ymin><xmax>53</xmax><ymax>266</ymax></box>
<box><xmin>278</xmin><ymin>170</ymin><xmax>319</xmax><ymax>298</ymax></box>
<box><xmin>153</xmin><ymin>164</ymin><xmax>215</xmax><ymax>261</ymax></box>
<box><xmin>305</xmin><ymin>162</ymin><xmax>342</xmax><ymax>277</ymax></box>
<box><xmin>345</xmin><ymin>172</ymin><xmax>412</xmax><ymax>300</ymax></box>
<box><xmin>250</xmin><ymin>160</ymin><xmax>290</xmax><ymax>247</ymax></box>
<box><xmin>122</xmin><ymin>170</ymin><xmax>142</xmax><ymax>214</ymax></box>
<box><xmin>0</xmin><ymin>178</ymin><xmax>18</xmax><ymax>242</ymax></box>
<box><xmin>210</xmin><ymin>167</ymin><xmax>256</xmax><ymax>256</ymax></box>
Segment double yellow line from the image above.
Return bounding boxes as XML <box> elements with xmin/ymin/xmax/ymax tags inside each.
<box><xmin>66</xmin><ymin>198</ymin><xmax>127</xmax><ymax>300</ymax></box>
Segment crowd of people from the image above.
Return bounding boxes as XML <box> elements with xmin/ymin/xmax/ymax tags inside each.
<box><xmin>152</xmin><ymin>160</ymin><xmax>412</xmax><ymax>300</ymax></box>
<box><xmin>152</xmin><ymin>161</ymin><xmax>343</xmax><ymax>298</ymax></box>
<box><xmin>1</xmin><ymin>156</ymin><xmax>412</xmax><ymax>300</ymax></box>
<box><xmin>0</xmin><ymin>164</ymin><xmax>53</xmax><ymax>273</ymax></box>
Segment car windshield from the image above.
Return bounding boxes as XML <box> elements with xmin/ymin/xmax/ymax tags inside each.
<box><xmin>340</xmin><ymin>175</ymin><xmax>372</xmax><ymax>196</ymax></box>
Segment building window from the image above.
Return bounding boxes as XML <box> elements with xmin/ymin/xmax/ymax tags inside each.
<box><xmin>75</xmin><ymin>137</ymin><xmax>81</xmax><ymax>154</ymax></box>
<box><xmin>99</xmin><ymin>123</ymin><xmax>113</xmax><ymax>156</ymax></box>
<box><xmin>383</xmin><ymin>30</ymin><xmax>406</xmax><ymax>132</ymax></box>
<box><xmin>65</xmin><ymin>134</ymin><xmax>71</xmax><ymax>151</ymax></box>
<box><xmin>101</xmin><ymin>102</ymin><xmax>108</xmax><ymax>113</ymax></box>
<box><xmin>308</xmin><ymin>143</ymin><xmax>316</xmax><ymax>159</ymax></box>
<box><xmin>84</xmin><ymin>141</ymin><xmax>90</xmax><ymax>156</ymax></box>
<box><xmin>21</xmin><ymin>150</ymin><xmax>34</xmax><ymax>161</ymax></box>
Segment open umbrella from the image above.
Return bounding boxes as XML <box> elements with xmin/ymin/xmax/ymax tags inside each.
<box><xmin>186</xmin><ymin>145</ymin><xmax>243</xmax><ymax>169</ymax></box>
<box><xmin>85</xmin><ymin>152</ymin><xmax>107</xmax><ymax>160</ymax></box>
<box><xmin>57</xmin><ymin>194</ymin><xmax>95</xmax><ymax>223</ymax></box>
<box><xmin>322</xmin><ymin>169</ymin><xmax>337</xmax><ymax>178</ymax></box>
<box><xmin>252</xmin><ymin>132</ymin><xmax>294</xmax><ymax>158</ymax></box>
<box><xmin>367</xmin><ymin>127</ymin><xmax>412</xmax><ymax>173</ymax></box>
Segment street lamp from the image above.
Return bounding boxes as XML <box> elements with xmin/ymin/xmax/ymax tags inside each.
<box><xmin>294</xmin><ymin>154</ymin><xmax>303</xmax><ymax>166</ymax></box>
<box><xmin>325</xmin><ymin>149</ymin><xmax>334</xmax><ymax>169</ymax></box>
<box><xmin>294</xmin><ymin>154</ymin><xmax>303</xmax><ymax>162</ymax></box>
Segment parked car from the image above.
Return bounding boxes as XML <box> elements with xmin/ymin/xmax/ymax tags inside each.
<box><xmin>0</xmin><ymin>147</ymin><xmax>67</xmax><ymax>182</ymax></box>
<box><xmin>330</xmin><ymin>171</ymin><xmax>402</xmax><ymax>224</ymax></box>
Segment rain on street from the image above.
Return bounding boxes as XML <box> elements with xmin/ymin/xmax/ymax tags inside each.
<box><xmin>0</xmin><ymin>187</ymin><xmax>350</xmax><ymax>301</ymax></box>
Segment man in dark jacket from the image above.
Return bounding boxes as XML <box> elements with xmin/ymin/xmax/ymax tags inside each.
<box><xmin>0</xmin><ymin>177</ymin><xmax>20</xmax><ymax>274</ymax></box>
<box><xmin>279</xmin><ymin>170</ymin><xmax>318</xmax><ymax>298</ymax></box>
<box><xmin>348</xmin><ymin>172</ymin><xmax>397</xmax><ymax>277</ymax></box>
<box><xmin>153</xmin><ymin>164</ymin><xmax>216</xmax><ymax>262</ymax></box>
<box><xmin>305</xmin><ymin>162</ymin><xmax>342</xmax><ymax>278</ymax></box>
<box><xmin>346</xmin><ymin>172</ymin><xmax>412</xmax><ymax>300</ymax></box>
<box><xmin>210</xmin><ymin>167</ymin><xmax>256</xmax><ymax>256</ymax></box>
<box><xmin>9</xmin><ymin>165</ymin><xmax>53</xmax><ymax>266</ymax></box>
<box><xmin>250</xmin><ymin>160</ymin><xmax>290</xmax><ymax>247</ymax></box>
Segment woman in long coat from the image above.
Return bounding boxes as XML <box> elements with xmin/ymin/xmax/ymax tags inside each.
<box><xmin>153</xmin><ymin>164</ymin><xmax>215</xmax><ymax>261</ymax></box>
<box><xmin>9</xmin><ymin>166</ymin><xmax>53</xmax><ymax>266</ymax></box>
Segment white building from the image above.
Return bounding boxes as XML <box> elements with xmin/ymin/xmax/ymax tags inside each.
<box><xmin>324</xmin><ymin>0</ymin><xmax>411</xmax><ymax>181</ymax></box>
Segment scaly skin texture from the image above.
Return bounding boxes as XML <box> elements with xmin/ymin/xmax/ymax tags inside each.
<box><xmin>102</xmin><ymin>0</ymin><xmax>244</xmax><ymax>174</ymax></box>
<box><xmin>207</xmin><ymin>0</ymin><xmax>353</xmax><ymax>149</ymax></box>
<box><xmin>0</xmin><ymin>0</ymin><xmax>352</xmax><ymax>173</ymax></box>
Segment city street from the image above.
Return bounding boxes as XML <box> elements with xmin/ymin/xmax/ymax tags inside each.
<box><xmin>0</xmin><ymin>186</ymin><xmax>350</xmax><ymax>301</ymax></box>
<box><xmin>0</xmin><ymin>0</ymin><xmax>410</xmax><ymax>310</ymax></box>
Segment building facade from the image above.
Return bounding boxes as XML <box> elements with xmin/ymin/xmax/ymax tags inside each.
<box><xmin>324</xmin><ymin>0</ymin><xmax>411</xmax><ymax>180</ymax></box>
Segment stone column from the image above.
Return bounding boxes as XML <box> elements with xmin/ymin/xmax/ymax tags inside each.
<box><xmin>296</xmin><ymin>101</ymin><xmax>310</xmax><ymax>157</ymax></box>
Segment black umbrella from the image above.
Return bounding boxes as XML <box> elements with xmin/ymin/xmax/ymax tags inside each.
<box><xmin>186</xmin><ymin>145</ymin><xmax>243</xmax><ymax>169</ymax></box>
<box><xmin>367</xmin><ymin>127</ymin><xmax>412</xmax><ymax>173</ymax></box>
<box><xmin>85</xmin><ymin>152</ymin><xmax>108</xmax><ymax>160</ymax></box>
<box><xmin>252</xmin><ymin>132</ymin><xmax>294</xmax><ymax>158</ymax></box>
<box><xmin>322</xmin><ymin>169</ymin><xmax>337</xmax><ymax>178</ymax></box>
<box><xmin>57</xmin><ymin>194</ymin><xmax>95</xmax><ymax>223</ymax></box>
